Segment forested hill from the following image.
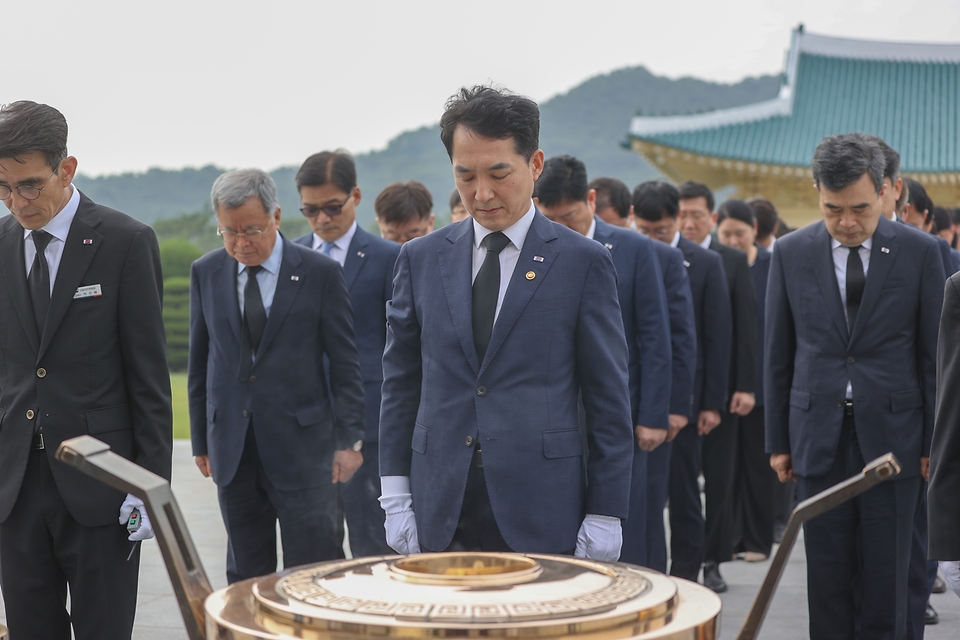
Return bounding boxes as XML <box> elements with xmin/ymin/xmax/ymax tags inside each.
<box><xmin>74</xmin><ymin>67</ymin><xmax>780</xmax><ymax>228</ymax></box>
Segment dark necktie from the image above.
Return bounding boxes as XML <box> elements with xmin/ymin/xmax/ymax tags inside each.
<box><xmin>28</xmin><ymin>230</ymin><xmax>53</xmax><ymax>336</ymax></box>
<box><xmin>473</xmin><ymin>231</ymin><xmax>511</xmax><ymax>362</ymax></box>
<box><xmin>846</xmin><ymin>245</ymin><xmax>865</xmax><ymax>334</ymax></box>
<box><xmin>238</xmin><ymin>265</ymin><xmax>267</xmax><ymax>383</ymax></box>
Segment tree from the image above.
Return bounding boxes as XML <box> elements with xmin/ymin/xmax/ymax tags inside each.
<box><xmin>159</xmin><ymin>239</ymin><xmax>203</xmax><ymax>280</ymax></box>
<box><xmin>163</xmin><ymin>277</ymin><xmax>191</xmax><ymax>372</ymax></box>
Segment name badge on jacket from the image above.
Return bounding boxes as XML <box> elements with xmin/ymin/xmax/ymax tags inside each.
<box><xmin>74</xmin><ymin>284</ymin><xmax>103</xmax><ymax>299</ymax></box>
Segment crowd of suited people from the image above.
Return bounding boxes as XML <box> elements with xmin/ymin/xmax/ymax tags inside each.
<box><xmin>5</xmin><ymin>91</ymin><xmax>960</xmax><ymax>640</ymax></box>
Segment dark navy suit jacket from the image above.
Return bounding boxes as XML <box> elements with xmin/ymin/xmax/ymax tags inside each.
<box><xmin>593</xmin><ymin>218</ymin><xmax>672</xmax><ymax>430</ymax></box>
<box><xmin>751</xmin><ymin>246</ymin><xmax>771</xmax><ymax>408</ymax></box>
<box><xmin>651</xmin><ymin>241</ymin><xmax>697</xmax><ymax>418</ymax></box>
<box><xmin>189</xmin><ymin>236</ymin><xmax>366</xmax><ymax>489</ymax></box>
<box><xmin>709</xmin><ymin>239</ymin><xmax>758</xmax><ymax>396</ymax></box>
<box><xmin>379</xmin><ymin>212</ymin><xmax>634</xmax><ymax>553</ymax></box>
<box><xmin>765</xmin><ymin>216</ymin><xmax>944</xmax><ymax>479</ymax></box>
<box><xmin>676</xmin><ymin>236</ymin><xmax>732</xmax><ymax>417</ymax></box>
<box><xmin>295</xmin><ymin>227</ymin><xmax>400</xmax><ymax>443</ymax></box>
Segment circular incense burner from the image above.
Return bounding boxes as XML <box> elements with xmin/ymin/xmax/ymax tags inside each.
<box><xmin>205</xmin><ymin>553</ymin><xmax>720</xmax><ymax>639</ymax></box>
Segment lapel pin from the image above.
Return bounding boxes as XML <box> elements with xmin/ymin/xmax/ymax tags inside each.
<box><xmin>525</xmin><ymin>271</ymin><xmax>536</xmax><ymax>280</ymax></box>
<box><xmin>83</xmin><ymin>239</ymin><xmax>93</xmax><ymax>245</ymax></box>
<box><xmin>533</xmin><ymin>255</ymin><xmax>544</xmax><ymax>262</ymax></box>
<box><xmin>604</xmin><ymin>243</ymin><xmax>613</xmax><ymax>250</ymax></box>
<box><xmin>290</xmin><ymin>275</ymin><xmax>299</xmax><ymax>281</ymax></box>
<box><xmin>683</xmin><ymin>260</ymin><xmax>691</xmax><ymax>268</ymax></box>
<box><xmin>357</xmin><ymin>251</ymin><xmax>365</xmax><ymax>258</ymax></box>
<box><xmin>881</xmin><ymin>247</ymin><xmax>890</xmax><ymax>254</ymax></box>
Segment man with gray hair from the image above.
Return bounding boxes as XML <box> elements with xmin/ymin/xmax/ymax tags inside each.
<box><xmin>188</xmin><ymin>168</ymin><xmax>365</xmax><ymax>582</ymax></box>
<box><xmin>765</xmin><ymin>133</ymin><xmax>943</xmax><ymax>638</ymax></box>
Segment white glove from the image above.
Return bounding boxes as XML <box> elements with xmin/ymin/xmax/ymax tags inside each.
<box><xmin>379</xmin><ymin>476</ymin><xmax>420</xmax><ymax>555</ymax></box>
<box><xmin>119</xmin><ymin>494</ymin><xmax>154</xmax><ymax>542</ymax></box>
<box><xmin>940</xmin><ymin>561</ymin><xmax>960</xmax><ymax>598</ymax></box>
<box><xmin>574</xmin><ymin>514</ymin><xmax>622</xmax><ymax>562</ymax></box>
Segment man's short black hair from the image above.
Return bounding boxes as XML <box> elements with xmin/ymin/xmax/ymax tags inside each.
<box><xmin>812</xmin><ymin>133</ymin><xmax>885</xmax><ymax>193</ymax></box>
<box><xmin>677</xmin><ymin>181</ymin><xmax>715</xmax><ymax>212</ymax></box>
<box><xmin>932</xmin><ymin>206</ymin><xmax>952</xmax><ymax>235</ymax></box>
<box><xmin>375</xmin><ymin>181</ymin><xmax>433</xmax><ymax>224</ymax></box>
<box><xmin>747</xmin><ymin>197</ymin><xmax>779</xmax><ymax>240</ymax></box>
<box><xmin>865</xmin><ymin>134</ymin><xmax>901</xmax><ymax>182</ymax></box>
<box><xmin>449</xmin><ymin>187</ymin><xmax>462</xmax><ymax>210</ymax></box>
<box><xmin>903</xmin><ymin>177</ymin><xmax>933</xmax><ymax>223</ymax></box>
<box><xmin>295</xmin><ymin>150</ymin><xmax>357</xmax><ymax>193</ymax></box>
<box><xmin>533</xmin><ymin>155</ymin><xmax>588</xmax><ymax>207</ymax></box>
<box><xmin>589</xmin><ymin>177</ymin><xmax>631</xmax><ymax>219</ymax></box>
<box><xmin>0</xmin><ymin>101</ymin><xmax>68</xmax><ymax>170</ymax></box>
<box><xmin>633</xmin><ymin>181</ymin><xmax>680</xmax><ymax>221</ymax></box>
<box><xmin>952</xmin><ymin>207</ymin><xmax>960</xmax><ymax>226</ymax></box>
<box><xmin>439</xmin><ymin>86</ymin><xmax>540</xmax><ymax>162</ymax></box>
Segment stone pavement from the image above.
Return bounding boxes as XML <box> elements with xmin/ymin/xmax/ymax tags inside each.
<box><xmin>1</xmin><ymin>440</ymin><xmax>957</xmax><ymax>638</ymax></box>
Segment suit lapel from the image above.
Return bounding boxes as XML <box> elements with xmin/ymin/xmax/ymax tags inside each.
<box><xmin>38</xmin><ymin>199</ymin><xmax>103</xmax><ymax>360</ymax></box>
<box><xmin>437</xmin><ymin>221</ymin><xmax>480</xmax><ymax>374</ymax></box>
<box><xmin>592</xmin><ymin>218</ymin><xmax>616</xmax><ymax>256</ymax></box>
<box><xmin>215</xmin><ymin>251</ymin><xmax>242</xmax><ymax>346</ymax></box>
<box><xmin>850</xmin><ymin>218</ymin><xmax>898</xmax><ymax>344</ymax></box>
<box><xmin>0</xmin><ymin>219</ymin><xmax>40</xmax><ymax>354</ymax></box>
<box><xmin>342</xmin><ymin>227</ymin><xmax>370</xmax><ymax>290</ymax></box>
<box><xmin>481</xmin><ymin>213</ymin><xmax>558</xmax><ymax>373</ymax></box>
<box><xmin>256</xmin><ymin>238</ymin><xmax>303</xmax><ymax>359</ymax></box>
<box><xmin>808</xmin><ymin>223</ymin><xmax>850</xmax><ymax>343</ymax></box>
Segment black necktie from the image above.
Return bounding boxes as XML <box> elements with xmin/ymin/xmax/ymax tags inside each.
<box><xmin>28</xmin><ymin>230</ymin><xmax>53</xmax><ymax>336</ymax></box>
<box><xmin>846</xmin><ymin>245</ymin><xmax>865</xmax><ymax>334</ymax></box>
<box><xmin>473</xmin><ymin>231</ymin><xmax>511</xmax><ymax>362</ymax></box>
<box><xmin>238</xmin><ymin>265</ymin><xmax>267</xmax><ymax>383</ymax></box>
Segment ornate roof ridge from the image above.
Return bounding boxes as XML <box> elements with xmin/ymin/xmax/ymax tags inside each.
<box><xmin>798</xmin><ymin>30</ymin><xmax>960</xmax><ymax>63</ymax></box>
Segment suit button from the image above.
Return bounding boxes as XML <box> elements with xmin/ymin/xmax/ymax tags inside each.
<box><xmin>249</xmin><ymin>375</ymin><xmax>257</xmax><ymax>383</ymax></box>
<box><xmin>465</xmin><ymin>436</ymin><xmax>474</xmax><ymax>446</ymax></box>
<box><xmin>37</xmin><ymin>368</ymin><xmax>46</xmax><ymax>378</ymax></box>
<box><xmin>476</xmin><ymin>386</ymin><xmax>486</xmax><ymax>397</ymax></box>
<box><xmin>847</xmin><ymin>356</ymin><xmax>855</xmax><ymax>364</ymax></box>
<box><xmin>26</xmin><ymin>410</ymin><xmax>35</xmax><ymax>420</ymax></box>
<box><xmin>242</xmin><ymin>410</ymin><xmax>249</xmax><ymax>418</ymax></box>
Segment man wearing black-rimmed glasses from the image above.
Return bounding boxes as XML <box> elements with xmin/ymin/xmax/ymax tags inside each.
<box><xmin>0</xmin><ymin>100</ymin><xmax>172</xmax><ymax>640</ymax></box>
<box><xmin>293</xmin><ymin>150</ymin><xmax>400</xmax><ymax>557</ymax></box>
<box><xmin>188</xmin><ymin>168</ymin><xmax>366</xmax><ymax>582</ymax></box>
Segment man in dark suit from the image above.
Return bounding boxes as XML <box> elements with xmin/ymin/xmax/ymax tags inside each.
<box><xmin>766</xmin><ymin>133</ymin><xmax>943</xmax><ymax>639</ymax></box>
<box><xmin>189</xmin><ymin>168</ymin><xmax>366</xmax><ymax>583</ymax></box>
<box><xmin>591</xmin><ymin>177</ymin><xmax>697</xmax><ymax>572</ymax></box>
<box><xmin>534</xmin><ymin>156</ymin><xmax>672</xmax><ymax>567</ymax></box>
<box><xmin>634</xmin><ymin>181</ymin><xmax>732</xmax><ymax>584</ymax></box>
<box><xmin>293</xmin><ymin>150</ymin><xmax>400</xmax><ymax>558</ymax></box>
<box><xmin>678</xmin><ymin>181</ymin><xmax>758</xmax><ymax>592</ymax></box>
<box><xmin>379</xmin><ymin>86</ymin><xmax>633</xmax><ymax>559</ymax></box>
<box><xmin>0</xmin><ymin>101</ymin><xmax>172</xmax><ymax>640</ymax></box>
<box><xmin>931</xmin><ymin>271</ymin><xmax>960</xmax><ymax>595</ymax></box>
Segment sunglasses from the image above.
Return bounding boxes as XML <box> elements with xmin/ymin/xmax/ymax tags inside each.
<box><xmin>300</xmin><ymin>194</ymin><xmax>352</xmax><ymax>218</ymax></box>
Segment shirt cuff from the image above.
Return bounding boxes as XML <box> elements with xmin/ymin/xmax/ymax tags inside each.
<box><xmin>381</xmin><ymin>475</ymin><xmax>411</xmax><ymax>497</ymax></box>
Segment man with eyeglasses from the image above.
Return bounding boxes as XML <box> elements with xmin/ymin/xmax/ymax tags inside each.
<box><xmin>0</xmin><ymin>101</ymin><xmax>172</xmax><ymax>640</ymax></box>
<box><xmin>293</xmin><ymin>150</ymin><xmax>400</xmax><ymax>557</ymax></box>
<box><xmin>634</xmin><ymin>181</ymin><xmax>732</xmax><ymax>590</ymax></box>
<box><xmin>189</xmin><ymin>168</ymin><xmax>366</xmax><ymax>583</ymax></box>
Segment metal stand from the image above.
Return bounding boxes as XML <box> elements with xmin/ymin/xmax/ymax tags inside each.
<box><xmin>56</xmin><ymin>436</ymin><xmax>212</xmax><ymax>640</ymax></box>
<box><xmin>735</xmin><ymin>452</ymin><xmax>902</xmax><ymax>640</ymax></box>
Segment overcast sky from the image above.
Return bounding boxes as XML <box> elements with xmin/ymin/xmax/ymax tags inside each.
<box><xmin>5</xmin><ymin>0</ymin><xmax>959</xmax><ymax>176</ymax></box>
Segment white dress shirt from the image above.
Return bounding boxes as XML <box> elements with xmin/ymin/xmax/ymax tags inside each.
<box><xmin>471</xmin><ymin>201</ymin><xmax>536</xmax><ymax>323</ymax></box>
<box><xmin>699</xmin><ymin>234</ymin><xmax>712</xmax><ymax>250</ymax></box>
<box><xmin>584</xmin><ymin>217</ymin><xmax>597</xmax><ymax>241</ymax></box>
<box><xmin>831</xmin><ymin>236</ymin><xmax>872</xmax><ymax>399</ymax></box>
<box><xmin>24</xmin><ymin>185</ymin><xmax>80</xmax><ymax>295</ymax></box>
<box><xmin>670</xmin><ymin>230</ymin><xmax>681</xmax><ymax>248</ymax></box>
<box><xmin>237</xmin><ymin>230</ymin><xmax>284</xmax><ymax>318</ymax></box>
<box><xmin>311</xmin><ymin>221</ymin><xmax>357</xmax><ymax>267</ymax></box>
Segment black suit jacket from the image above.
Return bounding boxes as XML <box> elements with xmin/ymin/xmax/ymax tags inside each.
<box><xmin>930</xmin><ymin>272</ymin><xmax>960</xmax><ymax>559</ymax></box>
<box><xmin>709</xmin><ymin>238</ymin><xmax>758</xmax><ymax>396</ymax></box>
<box><xmin>676</xmin><ymin>236</ymin><xmax>732</xmax><ymax>416</ymax></box>
<box><xmin>0</xmin><ymin>192</ymin><xmax>172</xmax><ymax>527</ymax></box>
<box><xmin>294</xmin><ymin>227</ymin><xmax>400</xmax><ymax>442</ymax></box>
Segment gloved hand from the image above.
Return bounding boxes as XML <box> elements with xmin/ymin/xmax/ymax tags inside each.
<box><xmin>379</xmin><ymin>476</ymin><xmax>420</xmax><ymax>555</ymax></box>
<box><xmin>119</xmin><ymin>494</ymin><xmax>154</xmax><ymax>542</ymax></box>
<box><xmin>574</xmin><ymin>514</ymin><xmax>622</xmax><ymax>562</ymax></box>
<box><xmin>940</xmin><ymin>561</ymin><xmax>960</xmax><ymax>597</ymax></box>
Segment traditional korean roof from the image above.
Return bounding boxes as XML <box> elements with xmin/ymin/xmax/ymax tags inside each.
<box><xmin>628</xmin><ymin>28</ymin><xmax>960</xmax><ymax>173</ymax></box>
